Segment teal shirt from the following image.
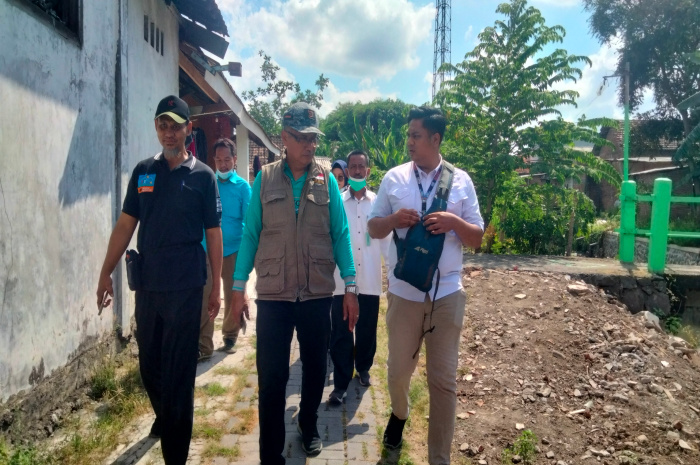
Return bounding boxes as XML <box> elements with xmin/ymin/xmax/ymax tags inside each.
<box><xmin>233</xmin><ymin>163</ymin><xmax>355</xmax><ymax>289</ymax></box>
<box><xmin>201</xmin><ymin>171</ymin><xmax>252</xmax><ymax>256</ymax></box>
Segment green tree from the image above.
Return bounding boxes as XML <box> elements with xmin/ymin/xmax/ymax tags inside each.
<box><xmin>582</xmin><ymin>0</ymin><xmax>700</xmax><ymax>136</ymax></box>
<box><xmin>242</xmin><ymin>50</ymin><xmax>329</xmax><ymax>135</ymax></box>
<box><xmin>436</xmin><ymin>0</ymin><xmax>592</xmax><ymax>226</ymax></box>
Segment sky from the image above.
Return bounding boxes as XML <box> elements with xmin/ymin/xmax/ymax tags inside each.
<box><xmin>214</xmin><ymin>0</ymin><xmax>654</xmax><ymax>122</ymax></box>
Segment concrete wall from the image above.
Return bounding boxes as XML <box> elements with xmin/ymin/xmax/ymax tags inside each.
<box><xmin>0</xmin><ymin>0</ymin><xmax>179</xmax><ymax>402</ymax></box>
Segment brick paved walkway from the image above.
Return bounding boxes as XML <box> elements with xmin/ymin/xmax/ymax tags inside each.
<box><xmin>104</xmin><ymin>279</ymin><xmax>384</xmax><ymax>465</ymax></box>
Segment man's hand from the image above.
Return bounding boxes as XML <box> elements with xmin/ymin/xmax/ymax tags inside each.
<box><xmin>423</xmin><ymin>211</ymin><xmax>458</xmax><ymax>235</ymax></box>
<box><xmin>392</xmin><ymin>208</ymin><xmax>421</xmax><ymax>229</ymax></box>
<box><xmin>96</xmin><ymin>273</ymin><xmax>113</xmax><ymax>311</ymax></box>
<box><xmin>208</xmin><ymin>287</ymin><xmax>221</xmax><ymax>321</ymax></box>
<box><xmin>231</xmin><ymin>290</ymin><xmax>249</xmax><ymax>327</ymax></box>
<box><xmin>343</xmin><ymin>293</ymin><xmax>360</xmax><ymax>332</ymax></box>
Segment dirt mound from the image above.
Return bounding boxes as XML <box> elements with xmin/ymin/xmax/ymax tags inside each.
<box><xmin>453</xmin><ymin>267</ymin><xmax>700</xmax><ymax>465</ymax></box>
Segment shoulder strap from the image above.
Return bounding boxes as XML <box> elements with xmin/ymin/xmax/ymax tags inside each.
<box><xmin>436</xmin><ymin>161</ymin><xmax>454</xmax><ymax>202</ymax></box>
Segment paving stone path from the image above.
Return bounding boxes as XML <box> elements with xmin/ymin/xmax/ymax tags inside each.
<box><xmin>104</xmin><ymin>280</ymin><xmax>384</xmax><ymax>465</ymax></box>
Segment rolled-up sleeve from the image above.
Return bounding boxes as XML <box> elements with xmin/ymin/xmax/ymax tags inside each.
<box><xmin>459</xmin><ymin>173</ymin><xmax>484</xmax><ymax>232</ymax></box>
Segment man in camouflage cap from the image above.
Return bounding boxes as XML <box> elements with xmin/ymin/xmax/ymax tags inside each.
<box><xmin>231</xmin><ymin>102</ymin><xmax>359</xmax><ymax>464</ymax></box>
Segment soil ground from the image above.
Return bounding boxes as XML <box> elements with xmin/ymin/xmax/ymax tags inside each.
<box><xmin>449</xmin><ymin>265</ymin><xmax>700</xmax><ymax>465</ymax></box>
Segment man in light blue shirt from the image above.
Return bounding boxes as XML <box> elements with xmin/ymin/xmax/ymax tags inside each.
<box><xmin>199</xmin><ymin>138</ymin><xmax>251</xmax><ymax>360</ymax></box>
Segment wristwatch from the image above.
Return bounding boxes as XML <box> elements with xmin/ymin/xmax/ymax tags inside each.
<box><xmin>345</xmin><ymin>284</ymin><xmax>359</xmax><ymax>295</ymax></box>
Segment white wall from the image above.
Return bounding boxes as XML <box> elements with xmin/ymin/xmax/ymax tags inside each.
<box><xmin>114</xmin><ymin>0</ymin><xmax>180</xmax><ymax>335</ymax></box>
<box><xmin>0</xmin><ymin>0</ymin><xmax>179</xmax><ymax>401</ymax></box>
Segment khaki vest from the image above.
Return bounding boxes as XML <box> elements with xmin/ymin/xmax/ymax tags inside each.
<box><xmin>255</xmin><ymin>153</ymin><xmax>335</xmax><ymax>301</ymax></box>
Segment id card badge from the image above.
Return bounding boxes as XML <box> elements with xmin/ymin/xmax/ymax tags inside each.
<box><xmin>366</xmin><ymin>231</ymin><xmax>371</xmax><ymax>246</ymax></box>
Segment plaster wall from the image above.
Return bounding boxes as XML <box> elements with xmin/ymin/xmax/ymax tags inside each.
<box><xmin>0</xmin><ymin>0</ymin><xmax>119</xmax><ymax>401</ymax></box>
<box><xmin>0</xmin><ymin>0</ymin><xmax>179</xmax><ymax>401</ymax></box>
<box><xmin>115</xmin><ymin>0</ymin><xmax>180</xmax><ymax>335</ymax></box>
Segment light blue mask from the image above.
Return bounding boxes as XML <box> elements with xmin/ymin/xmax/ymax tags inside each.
<box><xmin>348</xmin><ymin>176</ymin><xmax>367</xmax><ymax>191</ymax></box>
<box><xmin>216</xmin><ymin>169</ymin><xmax>233</xmax><ymax>180</ymax></box>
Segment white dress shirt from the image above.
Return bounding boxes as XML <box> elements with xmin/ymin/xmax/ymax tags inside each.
<box><xmin>333</xmin><ymin>189</ymin><xmax>390</xmax><ymax>296</ymax></box>
<box><xmin>369</xmin><ymin>158</ymin><xmax>484</xmax><ymax>302</ymax></box>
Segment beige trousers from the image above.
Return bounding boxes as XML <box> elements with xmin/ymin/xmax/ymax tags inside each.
<box><xmin>386</xmin><ymin>289</ymin><xmax>467</xmax><ymax>465</ymax></box>
<box><xmin>199</xmin><ymin>253</ymin><xmax>239</xmax><ymax>355</ymax></box>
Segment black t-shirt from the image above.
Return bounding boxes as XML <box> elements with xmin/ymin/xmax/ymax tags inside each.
<box><xmin>122</xmin><ymin>153</ymin><xmax>221</xmax><ymax>291</ymax></box>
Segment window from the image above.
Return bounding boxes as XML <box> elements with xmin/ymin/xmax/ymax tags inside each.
<box><xmin>144</xmin><ymin>15</ymin><xmax>165</xmax><ymax>56</ymax></box>
<box><xmin>15</xmin><ymin>0</ymin><xmax>82</xmax><ymax>42</ymax></box>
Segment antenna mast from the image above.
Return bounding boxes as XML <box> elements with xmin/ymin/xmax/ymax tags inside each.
<box><xmin>432</xmin><ymin>0</ymin><xmax>451</xmax><ymax>101</ymax></box>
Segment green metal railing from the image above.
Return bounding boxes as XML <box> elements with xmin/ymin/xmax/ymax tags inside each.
<box><xmin>619</xmin><ymin>178</ymin><xmax>700</xmax><ymax>273</ymax></box>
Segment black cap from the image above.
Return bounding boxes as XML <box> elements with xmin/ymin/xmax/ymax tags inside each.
<box><xmin>282</xmin><ymin>102</ymin><xmax>324</xmax><ymax>135</ymax></box>
<box><xmin>155</xmin><ymin>95</ymin><xmax>190</xmax><ymax>123</ymax></box>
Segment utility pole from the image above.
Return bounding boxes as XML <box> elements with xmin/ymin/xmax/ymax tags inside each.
<box><xmin>432</xmin><ymin>0</ymin><xmax>451</xmax><ymax>101</ymax></box>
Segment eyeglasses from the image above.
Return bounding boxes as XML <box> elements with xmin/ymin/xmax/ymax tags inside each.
<box><xmin>285</xmin><ymin>130</ymin><xmax>318</xmax><ymax>145</ymax></box>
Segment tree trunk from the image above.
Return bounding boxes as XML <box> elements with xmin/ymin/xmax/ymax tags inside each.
<box><xmin>566</xmin><ymin>192</ymin><xmax>578</xmax><ymax>257</ymax></box>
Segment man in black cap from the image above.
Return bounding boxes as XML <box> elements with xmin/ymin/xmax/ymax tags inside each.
<box><xmin>231</xmin><ymin>102</ymin><xmax>359</xmax><ymax>464</ymax></box>
<box><xmin>96</xmin><ymin>95</ymin><xmax>222</xmax><ymax>465</ymax></box>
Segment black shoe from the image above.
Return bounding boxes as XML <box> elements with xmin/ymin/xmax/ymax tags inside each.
<box><xmin>148</xmin><ymin>417</ymin><xmax>162</xmax><ymax>439</ymax></box>
<box><xmin>328</xmin><ymin>388</ymin><xmax>346</xmax><ymax>405</ymax></box>
<box><xmin>383</xmin><ymin>413</ymin><xmax>406</xmax><ymax>449</ymax></box>
<box><xmin>297</xmin><ymin>423</ymin><xmax>323</xmax><ymax>455</ymax></box>
<box><xmin>358</xmin><ymin>371</ymin><xmax>371</xmax><ymax>387</ymax></box>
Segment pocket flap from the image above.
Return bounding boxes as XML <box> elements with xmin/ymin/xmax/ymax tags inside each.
<box><xmin>258</xmin><ymin>261</ymin><xmax>281</xmax><ymax>278</ymax></box>
<box><xmin>263</xmin><ymin>189</ymin><xmax>287</xmax><ymax>204</ymax></box>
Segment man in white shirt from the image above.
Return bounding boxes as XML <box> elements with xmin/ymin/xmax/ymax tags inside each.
<box><xmin>368</xmin><ymin>106</ymin><xmax>484</xmax><ymax>465</ymax></box>
<box><xmin>329</xmin><ymin>150</ymin><xmax>389</xmax><ymax>404</ymax></box>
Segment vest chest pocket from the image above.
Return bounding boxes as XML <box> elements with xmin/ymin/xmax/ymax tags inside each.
<box><xmin>262</xmin><ymin>189</ymin><xmax>288</xmax><ymax>227</ymax></box>
<box><xmin>307</xmin><ymin>240</ymin><xmax>335</xmax><ymax>294</ymax></box>
<box><xmin>255</xmin><ymin>234</ymin><xmax>285</xmax><ymax>294</ymax></box>
<box><xmin>304</xmin><ymin>185</ymin><xmax>330</xmax><ymax>228</ymax></box>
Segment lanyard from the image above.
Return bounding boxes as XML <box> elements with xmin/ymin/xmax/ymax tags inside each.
<box><xmin>413</xmin><ymin>162</ymin><xmax>442</xmax><ymax>215</ymax></box>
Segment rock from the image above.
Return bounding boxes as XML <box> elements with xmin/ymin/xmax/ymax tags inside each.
<box><xmin>612</xmin><ymin>393</ymin><xmax>629</xmax><ymax>403</ymax></box>
<box><xmin>667</xmin><ymin>431</ymin><xmax>680</xmax><ymax>441</ymax></box>
<box><xmin>637</xmin><ymin>434</ymin><xmax>648</xmax><ymax>443</ymax></box>
<box><xmin>567</xmin><ymin>284</ymin><xmax>589</xmax><ymax>296</ymax></box>
<box><xmin>573</xmin><ymin>389</ymin><xmax>582</xmax><ymax>397</ymax></box>
<box><xmin>673</xmin><ymin>420</ymin><xmax>683</xmax><ymax>431</ymax></box>
<box><xmin>512</xmin><ymin>454</ymin><xmax>522</xmax><ymax>463</ymax></box>
<box><xmin>552</xmin><ymin>350</ymin><xmax>566</xmax><ymax>359</ymax></box>
<box><xmin>646</xmin><ymin>292</ymin><xmax>671</xmax><ymax>314</ymax></box>
<box><xmin>679</xmin><ymin>439</ymin><xmax>695</xmax><ymax>450</ymax></box>
<box><xmin>589</xmin><ymin>448</ymin><xmax>610</xmax><ymax>457</ymax></box>
<box><xmin>515</xmin><ymin>294</ymin><xmax>527</xmax><ymax>300</ymax></box>
<box><xmin>621</xmin><ymin>288</ymin><xmax>645</xmax><ymax>313</ymax></box>
<box><xmin>515</xmin><ymin>423</ymin><xmax>525</xmax><ymax>430</ymax></box>
<box><xmin>648</xmin><ymin>383</ymin><xmax>664</xmax><ymax>395</ymax></box>
<box><xmin>460</xmin><ymin>443</ymin><xmax>469</xmax><ymax>452</ymax></box>
<box><xmin>546</xmin><ymin>451</ymin><xmax>555</xmax><ymax>458</ymax></box>
<box><xmin>457</xmin><ymin>413</ymin><xmax>469</xmax><ymax>419</ymax></box>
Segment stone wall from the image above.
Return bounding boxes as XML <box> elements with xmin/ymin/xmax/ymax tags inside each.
<box><xmin>570</xmin><ymin>273</ymin><xmax>671</xmax><ymax>315</ymax></box>
<box><xmin>599</xmin><ymin>232</ymin><xmax>700</xmax><ymax>267</ymax></box>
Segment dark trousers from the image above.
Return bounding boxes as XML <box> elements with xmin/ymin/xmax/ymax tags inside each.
<box><xmin>330</xmin><ymin>294</ymin><xmax>379</xmax><ymax>390</ymax></box>
<box><xmin>256</xmin><ymin>298</ymin><xmax>332</xmax><ymax>465</ymax></box>
<box><xmin>135</xmin><ymin>288</ymin><xmax>202</xmax><ymax>465</ymax></box>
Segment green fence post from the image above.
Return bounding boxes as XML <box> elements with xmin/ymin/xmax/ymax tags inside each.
<box><xmin>648</xmin><ymin>178</ymin><xmax>672</xmax><ymax>274</ymax></box>
<box><xmin>619</xmin><ymin>181</ymin><xmax>637</xmax><ymax>263</ymax></box>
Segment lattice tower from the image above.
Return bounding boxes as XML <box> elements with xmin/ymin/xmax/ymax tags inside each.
<box><xmin>432</xmin><ymin>0</ymin><xmax>451</xmax><ymax>100</ymax></box>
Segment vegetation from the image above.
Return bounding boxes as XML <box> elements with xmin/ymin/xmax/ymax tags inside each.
<box><xmin>242</xmin><ymin>50</ymin><xmax>329</xmax><ymax>135</ymax></box>
<box><xmin>436</xmin><ymin>0</ymin><xmax>619</xmax><ymax>237</ymax></box>
<box><xmin>501</xmin><ymin>429</ymin><xmax>538</xmax><ymax>465</ymax></box>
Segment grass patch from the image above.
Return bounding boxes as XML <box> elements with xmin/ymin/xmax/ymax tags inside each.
<box><xmin>202</xmin><ymin>444</ymin><xmax>240</xmax><ymax>459</ymax></box>
<box><xmin>230</xmin><ymin>408</ymin><xmax>257</xmax><ymax>435</ymax></box>
<box><xmin>0</xmin><ymin>358</ymin><xmax>150</xmax><ymax>465</ymax></box>
<box><xmin>213</xmin><ymin>366</ymin><xmax>237</xmax><ymax>376</ymax></box>
<box><xmin>192</xmin><ymin>421</ymin><xmax>224</xmax><ymax>441</ymax></box>
<box><xmin>194</xmin><ymin>408</ymin><xmax>212</xmax><ymax>417</ymax></box>
<box><xmin>200</xmin><ymin>382</ymin><xmax>228</xmax><ymax>397</ymax></box>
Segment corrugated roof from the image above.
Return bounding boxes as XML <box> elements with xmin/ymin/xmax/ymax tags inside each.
<box><xmin>170</xmin><ymin>0</ymin><xmax>228</xmax><ymax>36</ymax></box>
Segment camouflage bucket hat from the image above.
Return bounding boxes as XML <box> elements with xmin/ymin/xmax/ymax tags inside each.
<box><xmin>282</xmin><ymin>102</ymin><xmax>324</xmax><ymax>135</ymax></box>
